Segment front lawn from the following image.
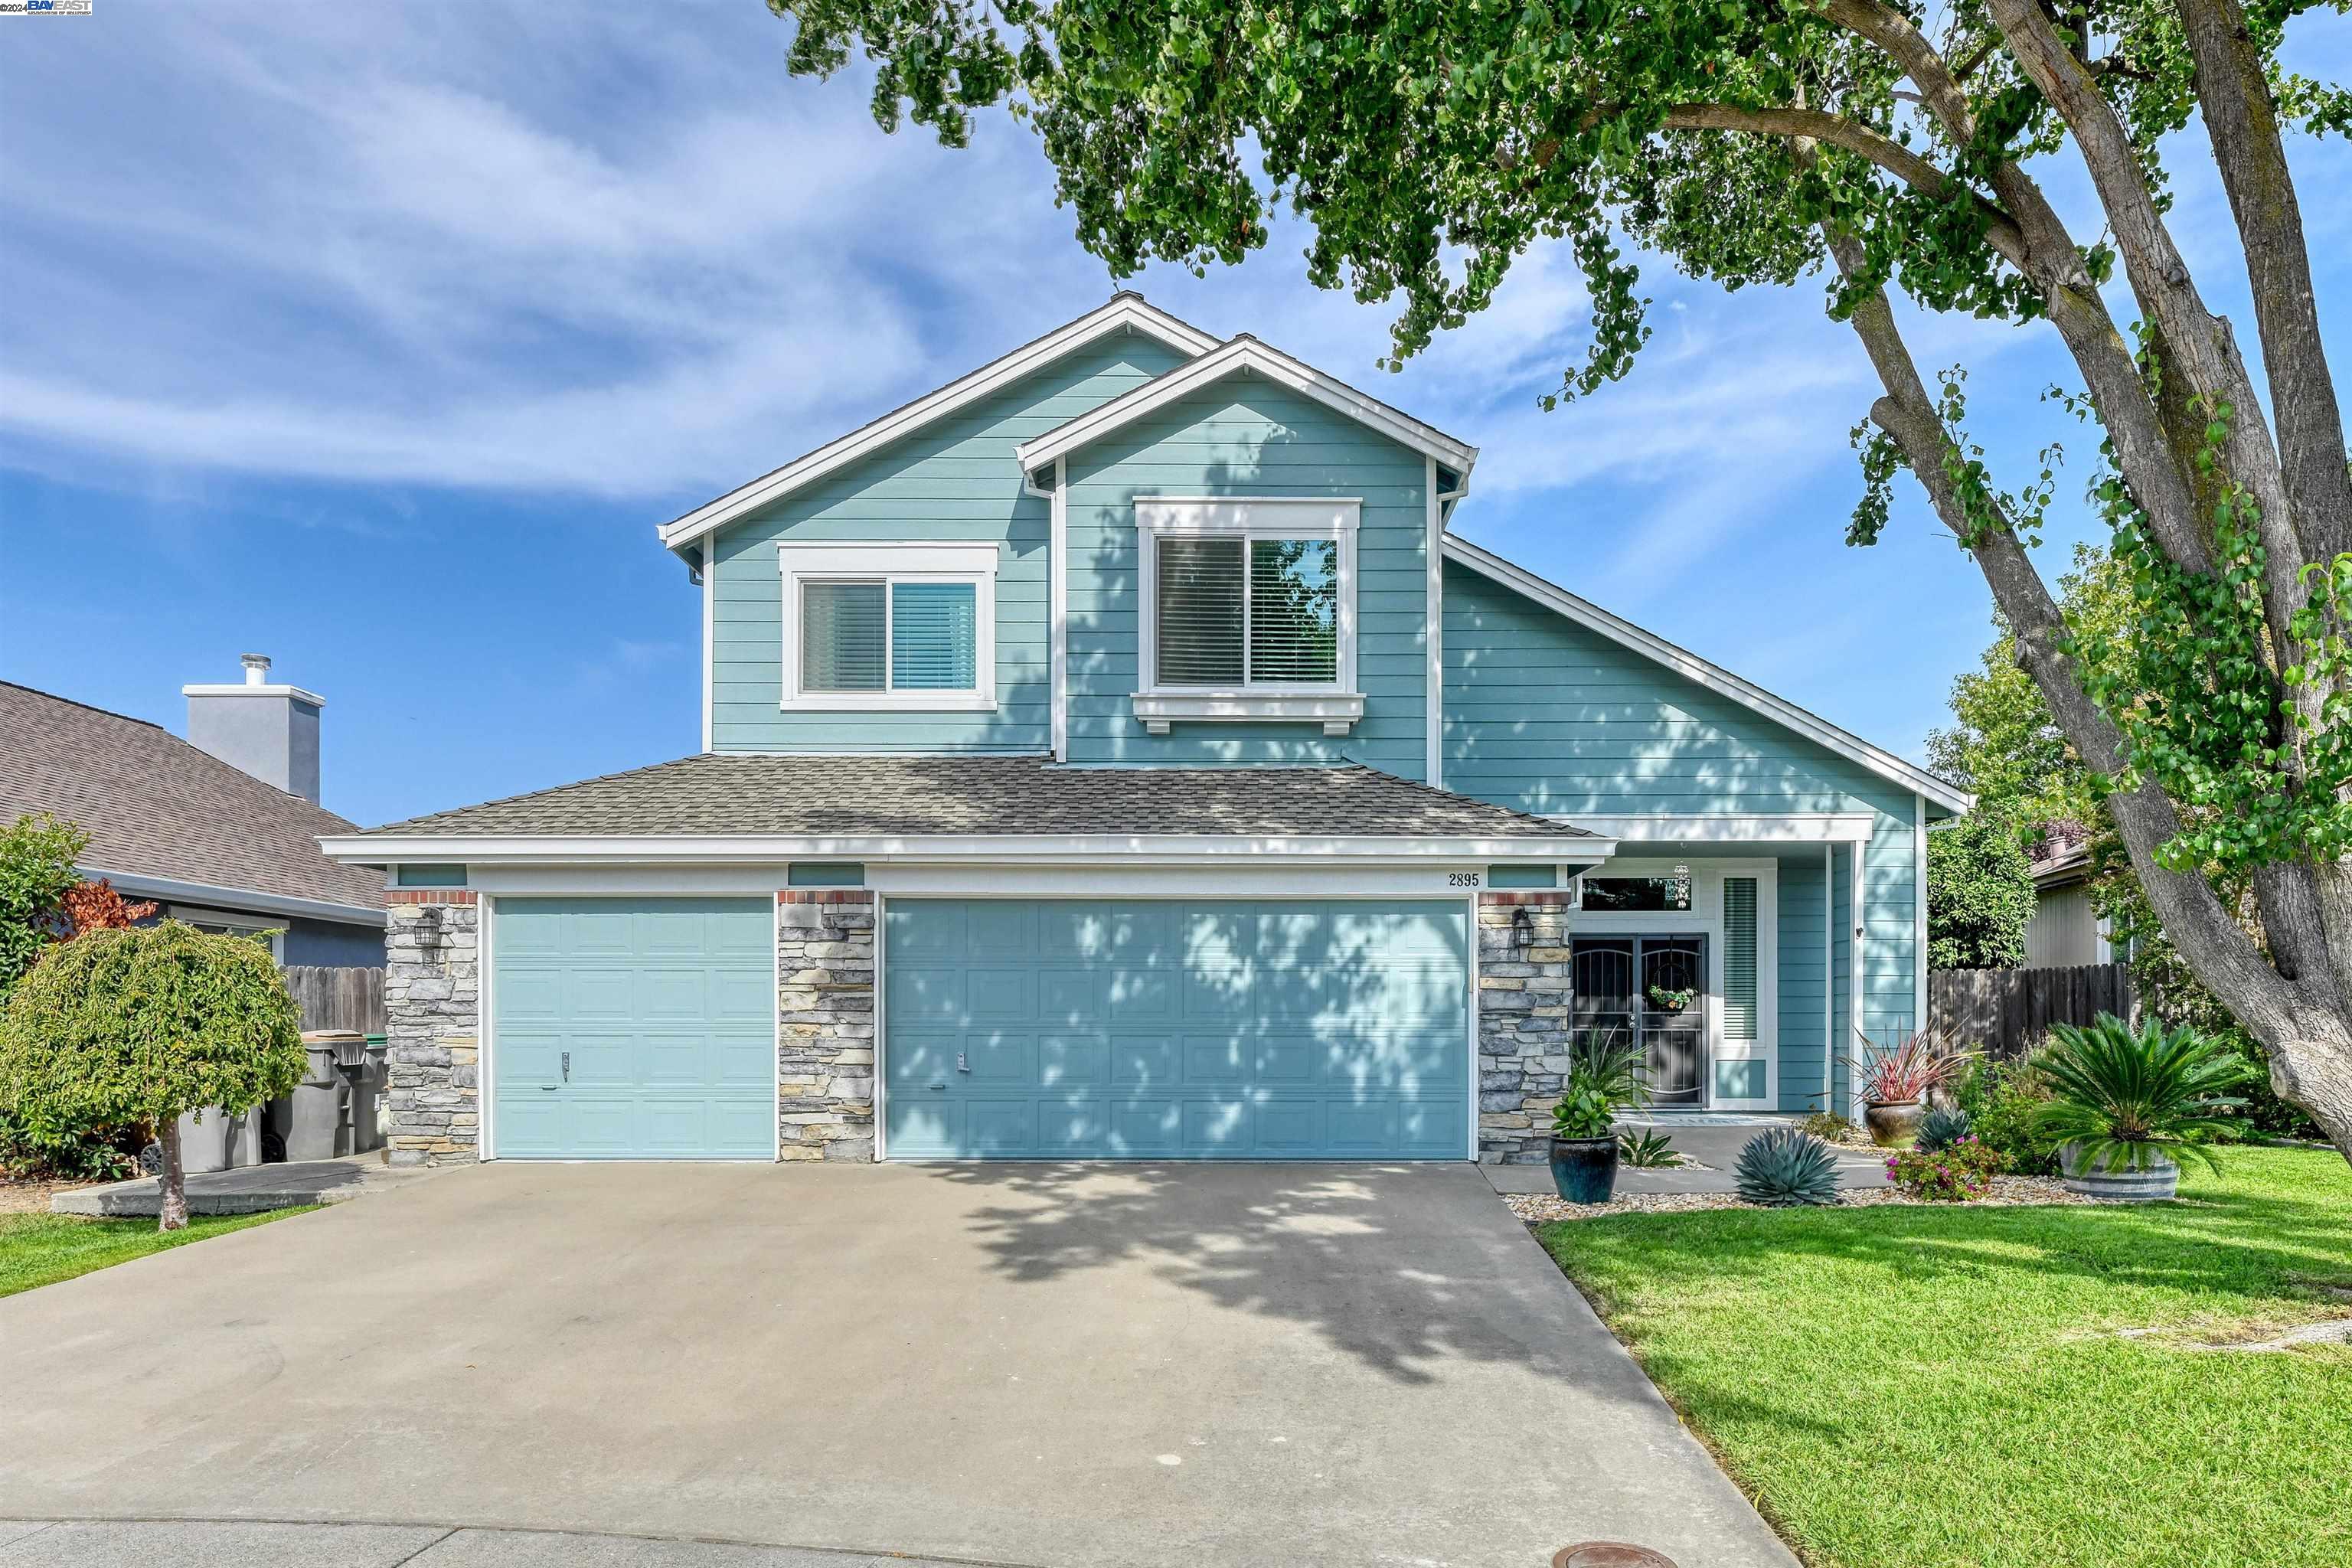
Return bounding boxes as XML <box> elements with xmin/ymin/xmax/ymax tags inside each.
<box><xmin>1539</xmin><ymin>1146</ymin><xmax>2352</xmax><ymax>1568</ymax></box>
<box><xmin>0</xmin><ymin>1208</ymin><xmax>312</xmax><ymax>1300</ymax></box>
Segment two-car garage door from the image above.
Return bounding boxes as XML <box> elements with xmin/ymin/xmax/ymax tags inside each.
<box><xmin>488</xmin><ymin>895</ymin><xmax>1469</xmax><ymax>1161</ymax></box>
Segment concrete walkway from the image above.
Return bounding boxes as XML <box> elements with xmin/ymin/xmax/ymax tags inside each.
<box><xmin>1481</xmin><ymin>1120</ymin><xmax>1892</xmax><ymax>1197</ymax></box>
<box><xmin>0</xmin><ymin>1161</ymin><xmax>1794</xmax><ymax>1568</ymax></box>
<box><xmin>0</xmin><ymin>1521</ymin><xmax>994</xmax><ymax>1566</ymax></box>
<box><xmin>49</xmin><ymin>1152</ymin><xmax>433</xmax><ymax>1217</ymax></box>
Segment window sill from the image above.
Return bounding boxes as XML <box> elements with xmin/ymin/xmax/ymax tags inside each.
<box><xmin>782</xmin><ymin>693</ymin><xmax>997</xmax><ymax>713</ymax></box>
<box><xmin>1130</xmin><ymin>690</ymin><xmax>1364</xmax><ymax>737</ymax></box>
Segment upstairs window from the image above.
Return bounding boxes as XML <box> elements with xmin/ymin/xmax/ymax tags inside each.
<box><xmin>1138</xmin><ymin>500</ymin><xmax>1356</xmax><ymax>694</ymax></box>
<box><xmin>779</xmin><ymin>544</ymin><xmax>996</xmax><ymax>710</ymax></box>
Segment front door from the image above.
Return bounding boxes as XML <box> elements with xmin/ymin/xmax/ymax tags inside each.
<box><xmin>1570</xmin><ymin>936</ymin><xmax>1709</xmax><ymax>1109</ymax></box>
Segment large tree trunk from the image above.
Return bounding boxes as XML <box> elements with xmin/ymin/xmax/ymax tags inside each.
<box><xmin>158</xmin><ymin>1116</ymin><xmax>188</xmax><ymax>1233</ymax></box>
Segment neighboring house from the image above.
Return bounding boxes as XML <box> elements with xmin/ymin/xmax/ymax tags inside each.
<box><xmin>1</xmin><ymin>662</ymin><xmax>385</xmax><ymax>965</ymax></box>
<box><xmin>2023</xmin><ymin>822</ymin><xmax>2129</xmax><ymax>967</ymax></box>
<box><xmin>325</xmin><ymin>295</ymin><xmax>1967</xmax><ymax>1167</ymax></box>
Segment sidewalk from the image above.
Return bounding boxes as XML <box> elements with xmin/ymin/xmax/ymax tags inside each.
<box><xmin>48</xmin><ymin>1152</ymin><xmax>433</xmax><ymax>1217</ymax></box>
<box><xmin>0</xmin><ymin>1521</ymin><xmax>1005</xmax><ymax>1568</ymax></box>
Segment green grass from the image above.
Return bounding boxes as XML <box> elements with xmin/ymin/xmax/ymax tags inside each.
<box><xmin>0</xmin><ymin>1207</ymin><xmax>313</xmax><ymax>1299</ymax></box>
<box><xmin>1538</xmin><ymin>1147</ymin><xmax>2352</xmax><ymax>1568</ymax></box>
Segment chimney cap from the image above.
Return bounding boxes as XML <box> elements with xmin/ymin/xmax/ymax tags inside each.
<box><xmin>240</xmin><ymin>653</ymin><xmax>273</xmax><ymax>684</ymax></box>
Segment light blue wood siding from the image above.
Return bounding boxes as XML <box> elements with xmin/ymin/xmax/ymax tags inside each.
<box><xmin>1441</xmin><ymin>557</ymin><xmax>1920</xmax><ymax>1095</ymax></box>
<box><xmin>885</xmin><ymin>897</ymin><xmax>1468</xmax><ymax>1158</ymax></box>
<box><xmin>1063</xmin><ymin>380</ymin><xmax>1432</xmax><ymax>772</ymax></box>
<box><xmin>1831</xmin><ymin>843</ymin><xmax>1854</xmax><ymax>1108</ymax></box>
<box><xmin>708</xmin><ymin>333</ymin><xmax>1190</xmax><ymax>752</ymax></box>
<box><xmin>1776</xmin><ymin>848</ymin><xmax>1829</xmax><ymax>1112</ymax></box>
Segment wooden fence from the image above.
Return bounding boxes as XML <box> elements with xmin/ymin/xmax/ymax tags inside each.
<box><xmin>1929</xmin><ymin>963</ymin><xmax>2137</xmax><ymax>1060</ymax></box>
<box><xmin>283</xmin><ymin>965</ymin><xmax>385</xmax><ymax>1034</ymax></box>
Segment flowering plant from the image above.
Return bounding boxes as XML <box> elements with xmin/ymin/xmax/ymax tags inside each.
<box><xmin>1885</xmin><ymin>1136</ymin><xmax>2004</xmax><ymax>1201</ymax></box>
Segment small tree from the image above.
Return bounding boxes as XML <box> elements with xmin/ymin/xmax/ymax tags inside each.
<box><xmin>0</xmin><ymin>922</ymin><xmax>304</xmax><ymax>1230</ymax></box>
<box><xmin>0</xmin><ymin>812</ymin><xmax>86</xmax><ymax>1001</ymax></box>
<box><xmin>1927</xmin><ymin>811</ymin><xmax>2037</xmax><ymax>970</ymax></box>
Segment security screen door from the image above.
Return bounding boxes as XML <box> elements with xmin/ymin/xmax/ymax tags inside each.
<box><xmin>1569</xmin><ymin>936</ymin><xmax>1709</xmax><ymax>1109</ymax></box>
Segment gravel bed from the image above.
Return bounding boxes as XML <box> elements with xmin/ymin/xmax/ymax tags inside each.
<box><xmin>0</xmin><ymin>1179</ymin><xmax>85</xmax><ymax>1216</ymax></box>
<box><xmin>1507</xmin><ymin>1173</ymin><xmax>2112</xmax><ymax>1224</ymax></box>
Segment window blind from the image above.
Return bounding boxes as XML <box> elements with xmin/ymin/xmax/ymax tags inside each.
<box><xmin>1155</xmin><ymin>537</ymin><xmax>1245</xmax><ymax>685</ymax></box>
<box><xmin>801</xmin><ymin>581</ymin><xmax>887</xmax><ymax>691</ymax></box>
<box><xmin>1723</xmin><ymin>876</ymin><xmax>1759</xmax><ymax>1040</ymax></box>
<box><xmin>1248</xmin><ymin>537</ymin><xmax>1338</xmax><ymax>682</ymax></box>
<box><xmin>889</xmin><ymin>581</ymin><xmax>977</xmax><ymax>690</ymax></box>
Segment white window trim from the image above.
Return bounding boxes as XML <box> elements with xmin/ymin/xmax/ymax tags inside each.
<box><xmin>778</xmin><ymin>542</ymin><xmax>998</xmax><ymax>712</ymax></box>
<box><xmin>168</xmin><ymin>905</ymin><xmax>287</xmax><ymax>964</ymax></box>
<box><xmin>1132</xmin><ymin>498</ymin><xmax>1361</xmax><ymax>735</ymax></box>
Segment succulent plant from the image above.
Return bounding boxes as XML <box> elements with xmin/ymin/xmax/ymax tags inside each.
<box><xmin>1735</xmin><ymin>1127</ymin><xmax>1841</xmax><ymax>1207</ymax></box>
<box><xmin>1616</xmin><ymin>1128</ymin><xmax>1681</xmax><ymax>1168</ymax></box>
<box><xmin>1916</xmin><ymin>1105</ymin><xmax>1975</xmax><ymax>1153</ymax></box>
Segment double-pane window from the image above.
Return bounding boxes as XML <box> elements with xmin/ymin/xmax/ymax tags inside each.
<box><xmin>1154</xmin><ymin>535</ymin><xmax>1338</xmax><ymax>687</ymax></box>
<box><xmin>801</xmin><ymin>579</ymin><xmax>978</xmax><ymax>694</ymax></box>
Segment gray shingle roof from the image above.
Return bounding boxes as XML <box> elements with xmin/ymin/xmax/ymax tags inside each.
<box><xmin>351</xmin><ymin>754</ymin><xmax>1595</xmax><ymax>842</ymax></box>
<box><xmin>0</xmin><ymin>681</ymin><xmax>384</xmax><ymax>914</ymax></box>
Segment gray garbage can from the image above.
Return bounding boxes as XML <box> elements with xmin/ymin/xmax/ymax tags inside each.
<box><xmin>347</xmin><ymin>1034</ymin><xmax>387</xmax><ymax>1154</ymax></box>
<box><xmin>175</xmin><ymin>1106</ymin><xmax>260</xmax><ymax>1172</ymax></box>
<box><xmin>288</xmin><ymin>1031</ymin><xmax>359</xmax><ymax>1161</ymax></box>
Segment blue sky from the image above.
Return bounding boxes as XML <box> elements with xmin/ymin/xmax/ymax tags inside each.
<box><xmin>4</xmin><ymin>4</ymin><xmax>2347</xmax><ymax>828</ymax></box>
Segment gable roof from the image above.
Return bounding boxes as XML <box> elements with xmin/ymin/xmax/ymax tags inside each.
<box><xmin>1014</xmin><ymin>333</ymin><xmax>1478</xmax><ymax>477</ymax></box>
<box><xmin>1439</xmin><ymin>536</ymin><xmax>1973</xmax><ymax>815</ymax></box>
<box><xmin>658</xmin><ymin>294</ymin><xmax>1221</xmax><ymax>557</ymax></box>
<box><xmin>324</xmin><ymin>754</ymin><xmax>1606</xmax><ymax>861</ymax></box>
<box><xmin>0</xmin><ymin>681</ymin><xmax>387</xmax><ymax>921</ymax></box>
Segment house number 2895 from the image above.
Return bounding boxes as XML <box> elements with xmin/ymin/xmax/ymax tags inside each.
<box><xmin>1448</xmin><ymin>871</ymin><xmax>1481</xmax><ymax>887</ymax></box>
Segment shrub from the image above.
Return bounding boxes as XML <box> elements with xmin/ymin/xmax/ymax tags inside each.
<box><xmin>1886</xmin><ymin>1136</ymin><xmax>2005</xmax><ymax>1200</ymax></box>
<box><xmin>2035</xmin><ymin>1014</ymin><xmax>2252</xmax><ymax>1176</ymax></box>
<box><xmin>1798</xmin><ymin>1110</ymin><xmax>1858</xmax><ymax>1143</ymax></box>
<box><xmin>0</xmin><ymin>812</ymin><xmax>85</xmax><ymax>1002</ymax></box>
<box><xmin>1736</xmin><ymin>1128</ymin><xmax>1841</xmax><ymax>1207</ymax></box>
<box><xmin>1955</xmin><ymin>1054</ymin><xmax>2059</xmax><ymax>1174</ymax></box>
<box><xmin>1550</xmin><ymin>1030</ymin><xmax>1651</xmax><ymax>1139</ymax></box>
<box><xmin>1926</xmin><ymin>808</ymin><xmax>2037</xmax><ymax>969</ymax></box>
<box><xmin>1617</xmin><ymin>1128</ymin><xmax>1681</xmax><ymax>1168</ymax></box>
<box><xmin>0</xmin><ymin>922</ymin><xmax>304</xmax><ymax>1229</ymax></box>
<box><xmin>1916</xmin><ymin>1105</ymin><xmax>1974</xmax><ymax>1153</ymax></box>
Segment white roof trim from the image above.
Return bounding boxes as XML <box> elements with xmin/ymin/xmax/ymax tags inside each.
<box><xmin>1562</xmin><ymin>813</ymin><xmax>1880</xmax><ymax>844</ymax></box>
<box><xmin>1441</xmin><ymin>535</ymin><xmax>1972</xmax><ymax>814</ymax></box>
<box><xmin>658</xmin><ymin>295</ymin><xmax>1220</xmax><ymax>554</ymax></box>
<box><xmin>1014</xmin><ymin>335</ymin><xmax>1479</xmax><ymax>477</ymax></box>
<box><xmin>81</xmin><ymin>864</ymin><xmax>385</xmax><ymax>927</ymax></box>
<box><xmin>320</xmin><ymin>831</ymin><xmax>1615</xmax><ymax>867</ymax></box>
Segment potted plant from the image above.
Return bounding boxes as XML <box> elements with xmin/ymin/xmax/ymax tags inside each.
<box><xmin>1645</xmin><ymin>983</ymin><xmax>1694</xmax><ymax>1014</ymax></box>
<box><xmin>1549</xmin><ymin>1031</ymin><xmax>1651</xmax><ymax>1203</ymax></box>
<box><xmin>1842</xmin><ymin>1028</ymin><xmax>1971</xmax><ymax>1148</ymax></box>
<box><xmin>2033</xmin><ymin>1014</ymin><xmax>2250</xmax><ymax>1200</ymax></box>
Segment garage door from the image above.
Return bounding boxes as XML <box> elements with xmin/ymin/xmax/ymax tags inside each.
<box><xmin>884</xmin><ymin>899</ymin><xmax>1468</xmax><ymax>1159</ymax></box>
<box><xmin>491</xmin><ymin>897</ymin><xmax>773</xmax><ymax>1159</ymax></box>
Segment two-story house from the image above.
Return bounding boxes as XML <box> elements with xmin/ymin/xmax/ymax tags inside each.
<box><xmin>326</xmin><ymin>296</ymin><xmax>1965</xmax><ymax>1167</ymax></box>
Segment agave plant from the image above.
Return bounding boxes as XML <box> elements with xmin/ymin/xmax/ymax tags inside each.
<box><xmin>1735</xmin><ymin>1128</ymin><xmax>1841</xmax><ymax>1207</ymax></box>
<box><xmin>1916</xmin><ymin>1106</ymin><xmax>1974</xmax><ymax>1154</ymax></box>
<box><xmin>2033</xmin><ymin>1014</ymin><xmax>2252</xmax><ymax>1174</ymax></box>
<box><xmin>1841</xmin><ymin>1027</ymin><xmax>1975</xmax><ymax>1106</ymax></box>
<box><xmin>1616</xmin><ymin>1128</ymin><xmax>1681</xmax><ymax>1168</ymax></box>
<box><xmin>1550</xmin><ymin>1029</ymin><xmax>1651</xmax><ymax>1140</ymax></box>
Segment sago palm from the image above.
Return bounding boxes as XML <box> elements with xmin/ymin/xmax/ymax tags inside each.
<box><xmin>2033</xmin><ymin>1015</ymin><xmax>2252</xmax><ymax>1175</ymax></box>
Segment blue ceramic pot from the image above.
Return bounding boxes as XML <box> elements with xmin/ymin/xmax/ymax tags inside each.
<box><xmin>1550</xmin><ymin>1135</ymin><xmax>1620</xmax><ymax>1204</ymax></box>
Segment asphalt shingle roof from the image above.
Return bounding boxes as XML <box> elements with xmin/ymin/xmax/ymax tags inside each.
<box><xmin>0</xmin><ymin>681</ymin><xmax>384</xmax><ymax>913</ymax></box>
<box><xmin>354</xmin><ymin>754</ymin><xmax>1595</xmax><ymax>842</ymax></box>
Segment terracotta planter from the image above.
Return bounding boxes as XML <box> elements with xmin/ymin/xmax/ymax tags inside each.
<box><xmin>1864</xmin><ymin>1100</ymin><xmax>1924</xmax><ymax>1148</ymax></box>
<box><xmin>1549</xmin><ymin>1136</ymin><xmax>1620</xmax><ymax>1204</ymax></box>
<box><xmin>2060</xmin><ymin>1142</ymin><xmax>2180</xmax><ymax>1201</ymax></box>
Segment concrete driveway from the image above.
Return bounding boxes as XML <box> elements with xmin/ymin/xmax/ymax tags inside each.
<box><xmin>0</xmin><ymin>1162</ymin><xmax>1793</xmax><ymax>1568</ymax></box>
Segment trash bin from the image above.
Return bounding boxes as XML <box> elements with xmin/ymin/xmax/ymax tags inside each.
<box><xmin>348</xmin><ymin>1034</ymin><xmax>387</xmax><ymax>1154</ymax></box>
<box><xmin>289</xmin><ymin>1031</ymin><xmax>361</xmax><ymax>1161</ymax></box>
<box><xmin>176</xmin><ymin>1106</ymin><xmax>260</xmax><ymax>1172</ymax></box>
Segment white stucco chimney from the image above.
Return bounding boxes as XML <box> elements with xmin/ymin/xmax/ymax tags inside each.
<box><xmin>184</xmin><ymin>654</ymin><xmax>325</xmax><ymax>804</ymax></box>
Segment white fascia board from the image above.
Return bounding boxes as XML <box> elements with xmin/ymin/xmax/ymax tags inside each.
<box><xmin>80</xmin><ymin>864</ymin><xmax>385</xmax><ymax>927</ymax></box>
<box><xmin>1442</xmin><ymin>535</ymin><xmax>1974</xmax><ymax>815</ymax></box>
<box><xmin>319</xmin><ymin>832</ymin><xmax>1617</xmax><ymax>866</ymax></box>
<box><xmin>181</xmin><ymin>683</ymin><xmax>327</xmax><ymax>707</ymax></box>
<box><xmin>658</xmin><ymin>295</ymin><xmax>1220</xmax><ymax>554</ymax></box>
<box><xmin>1014</xmin><ymin>336</ymin><xmax>1479</xmax><ymax>477</ymax></box>
<box><xmin>1564</xmin><ymin>813</ymin><xmax>1879</xmax><ymax>844</ymax></box>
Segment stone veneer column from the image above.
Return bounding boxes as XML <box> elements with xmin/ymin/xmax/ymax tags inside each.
<box><xmin>1476</xmin><ymin>890</ymin><xmax>1576</xmax><ymax>1163</ymax></box>
<box><xmin>384</xmin><ymin>889</ymin><xmax>479</xmax><ymax>1167</ymax></box>
<box><xmin>776</xmin><ymin>890</ymin><xmax>877</xmax><ymax>1161</ymax></box>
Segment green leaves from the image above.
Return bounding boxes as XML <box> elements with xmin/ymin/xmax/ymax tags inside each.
<box><xmin>0</xmin><ymin>812</ymin><xmax>87</xmax><ymax>1004</ymax></box>
<box><xmin>2033</xmin><ymin>1013</ymin><xmax>2254</xmax><ymax>1175</ymax></box>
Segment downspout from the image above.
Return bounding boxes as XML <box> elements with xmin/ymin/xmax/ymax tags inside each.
<box><xmin>1429</xmin><ymin>469</ymin><xmax>1469</xmax><ymax>791</ymax></box>
<box><xmin>1023</xmin><ymin>459</ymin><xmax>1067</xmax><ymax>762</ymax></box>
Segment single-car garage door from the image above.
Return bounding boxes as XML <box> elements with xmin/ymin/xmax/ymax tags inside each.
<box><xmin>492</xmin><ymin>897</ymin><xmax>773</xmax><ymax>1159</ymax></box>
<box><xmin>884</xmin><ymin>898</ymin><xmax>1468</xmax><ymax>1159</ymax></box>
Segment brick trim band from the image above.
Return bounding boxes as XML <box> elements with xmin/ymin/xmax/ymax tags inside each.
<box><xmin>777</xmin><ymin>888</ymin><xmax>875</xmax><ymax>905</ymax></box>
<box><xmin>1477</xmin><ymin>891</ymin><xmax>1574</xmax><ymax>907</ymax></box>
<box><xmin>386</xmin><ymin>888</ymin><xmax>479</xmax><ymax>905</ymax></box>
